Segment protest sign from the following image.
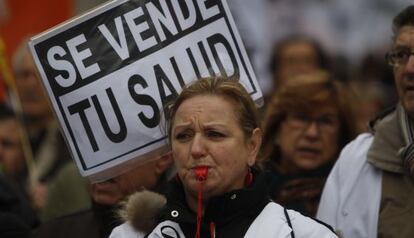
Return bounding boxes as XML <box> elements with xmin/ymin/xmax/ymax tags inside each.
<box><xmin>29</xmin><ymin>0</ymin><xmax>262</xmax><ymax>181</ymax></box>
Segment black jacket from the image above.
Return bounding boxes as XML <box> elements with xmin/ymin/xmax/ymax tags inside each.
<box><xmin>265</xmin><ymin>159</ymin><xmax>333</xmax><ymax>217</ymax></box>
<box><xmin>152</xmin><ymin>170</ymin><xmax>270</xmax><ymax>238</ymax></box>
<box><xmin>0</xmin><ymin>175</ymin><xmax>36</xmax><ymax>237</ymax></box>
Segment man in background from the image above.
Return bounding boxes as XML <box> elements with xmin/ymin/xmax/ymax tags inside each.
<box><xmin>317</xmin><ymin>5</ymin><xmax>414</xmax><ymax>238</ymax></box>
<box><xmin>0</xmin><ymin>104</ymin><xmax>37</xmax><ymax>235</ymax></box>
<box><xmin>33</xmin><ymin>153</ymin><xmax>173</xmax><ymax>238</ymax></box>
<box><xmin>12</xmin><ymin>38</ymin><xmax>90</xmax><ymax>220</ymax></box>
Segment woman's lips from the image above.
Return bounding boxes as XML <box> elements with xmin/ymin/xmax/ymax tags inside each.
<box><xmin>93</xmin><ymin>180</ymin><xmax>117</xmax><ymax>192</ymax></box>
<box><xmin>194</xmin><ymin>166</ymin><xmax>209</xmax><ymax>181</ymax></box>
<box><xmin>296</xmin><ymin>147</ymin><xmax>321</xmax><ymax>158</ymax></box>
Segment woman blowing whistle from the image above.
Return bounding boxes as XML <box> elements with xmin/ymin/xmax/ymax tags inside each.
<box><xmin>110</xmin><ymin>77</ymin><xmax>337</xmax><ymax>238</ymax></box>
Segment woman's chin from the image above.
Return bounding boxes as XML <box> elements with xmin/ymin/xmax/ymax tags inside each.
<box><xmin>185</xmin><ymin>179</ymin><xmax>218</xmax><ymax>196</ymax></box>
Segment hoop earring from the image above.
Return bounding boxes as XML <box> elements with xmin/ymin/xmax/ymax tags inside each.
<box><xmin>245</xmin><ymin>167</ymin><xmax>253</xmax><ymax>186</ymax></box>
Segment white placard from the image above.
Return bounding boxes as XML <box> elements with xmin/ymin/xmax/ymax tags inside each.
<box><xmin>29</xmin><ymin>0</ymin><xmax>262</xmax><ymax>181</ymax></box>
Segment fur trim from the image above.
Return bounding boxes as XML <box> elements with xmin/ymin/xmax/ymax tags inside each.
<box><xmin>118</xmin><ymin>190</ymin><xmax>166</xmax><ymax>233</ymax></box>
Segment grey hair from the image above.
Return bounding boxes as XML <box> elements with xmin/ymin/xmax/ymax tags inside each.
<box><xmin>391</xmin><ymin>5</ymin><xmax>414</xmax><ymax>41</ymax></box>
<box><xmin>12</xmin><ymin>36</ymin><xmax>32</xmax><ymax>73</ymax></box>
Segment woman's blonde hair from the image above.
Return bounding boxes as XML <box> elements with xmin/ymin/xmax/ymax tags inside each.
<box><xmin>166</xmin><ymin>76</ymin><xmax>263</xmax><ymax>166</ymax></box>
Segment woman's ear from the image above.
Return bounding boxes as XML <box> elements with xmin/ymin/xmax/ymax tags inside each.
<box><xmin>247</xmin><ymin>128</ymin><xmax>262</xmax><ymax>166</ymax></box>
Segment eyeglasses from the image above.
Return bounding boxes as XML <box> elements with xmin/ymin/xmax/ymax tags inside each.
<box><xmin>285</xmin><ymin>113</ymin><xmax>339</xmax><ymax>131</ymax></box>
<box><xmin>386</xmin><ymin>48</ymin><xmax>414</xmax><ymax>67</ymax></box>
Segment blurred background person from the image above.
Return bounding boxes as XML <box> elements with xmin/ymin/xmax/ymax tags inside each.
<box><xmin>262</xmin><ymin>71</ymin><xmax>357</xmax><ymax>217</ymax></box>
<box><xmin>0</xmin><ymin>178</ymin><xmax>31</xmax><ymax>238</ymax></box>
<box><xmin>11</xmin><ymin>38</ymin><xmax>90</xmax><ymax>221</ymax></box>
<box><xmin>348</xmin><ymin>80</ymin><xmax>388</xmax><ymax>133</ymax></box>
<box><xmin>0</xmin><ymin>103</ymin><xmax>38</xmax><ymax>231</ymax></box>
<box><xmin>39</xmin><ymin>161</ymin><xmax>91</xmax><ymax>221</ymax></box>
<box><xmin>33</xmin><ymin>153</ymin><xmax>173</xmax><ymax>238</ymax></box>
<box><xmin>269</xmin><ymin>36</ymin><xmax>330</xmax><ymax>91</ymax></box>
<box><xmin>0</xmin><ymin>104</ymin><xmax>27</xmax><ymax>186</ymax></box>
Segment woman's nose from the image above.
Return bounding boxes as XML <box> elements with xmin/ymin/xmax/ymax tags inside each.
<box><xmin>303</xmin><ymin>121</ymin><xmax>320</xmax><ymax>138</ymax></box>
<box><xmin>406</xmin><ymin>54</ymin><xmax>414</xmax><ymax>73</ymax></box>
<box><xmin>190</xmin><ymin>134</ymin><xmax>206</xmax><ymax>159</ymax></box>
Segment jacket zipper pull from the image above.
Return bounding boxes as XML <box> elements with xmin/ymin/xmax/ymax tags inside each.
<box><xmin>210</xmin><ymin>222</ymin><xmax>216</xmax><ymax>238</ymax></box>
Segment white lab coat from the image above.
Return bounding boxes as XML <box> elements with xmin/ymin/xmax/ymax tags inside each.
<box><xmin>317</xmin><ymin>133</ymin><xmax>382</xmax><ymax>238</ymax></box>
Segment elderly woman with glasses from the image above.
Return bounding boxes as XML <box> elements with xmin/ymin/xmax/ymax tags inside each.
<box><xmin>110</xmin><ymin>77</ymin><xmax>337</xmax><ymax>238</ymax></box>
<box><xmin>262</xmin><ymin>71</ymin><xmax>357</xmax><ymax>217</ymax></box>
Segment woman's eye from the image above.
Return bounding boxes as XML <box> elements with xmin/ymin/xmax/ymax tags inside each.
<box><xmin>206</xmin><ymin>130</ymin><xmax>225</xmax><ymax>138</ymax></box>
<box><xmin>291</xmin><ymin>113</ymin><xmax>310</xmax><ymax>122</ymax></box>
<box><xmin>318</xmin><ymin>117</ymin><xmax>334</xmax><ymax>125</ymax></box>
<box><xmin>175</xmin><ymin>132</ymin><xmax>192</xmax><ymax>141</ymax></box>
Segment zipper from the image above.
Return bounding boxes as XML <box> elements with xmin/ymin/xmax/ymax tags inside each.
<box><xmin>210</xmin><ymin>222</ymin><xmax>216</xmax><ymax>238</ymax></box>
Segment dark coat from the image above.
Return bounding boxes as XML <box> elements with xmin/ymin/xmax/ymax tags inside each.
<box><xmin>265</xmin><ymin>159</ymin><xmax>333</xmax><ymax>217</ymax></box>
<box><xmin>0</xmin><ymin>175</ymin><xmax>35</xmax><ymax>238</ymax></box>
<box><xmin>150</xmin><ymin>170</ymin><xmax>270</xmax><ymax>237</ymax></box>
<box><xmin>32</xmin><ymin>202</ymin><xmax>121</xmax><ymax>238</ymax></box>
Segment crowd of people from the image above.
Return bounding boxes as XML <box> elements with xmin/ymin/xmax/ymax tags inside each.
<box><xmin>0</xmin><ymin>3</ymin><xmax>414</xmax><ymax>238</ymax></box>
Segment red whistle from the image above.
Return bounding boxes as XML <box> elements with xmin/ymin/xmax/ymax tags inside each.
<box><xmin>194</xmin><ymin>166</ymin><xmax>208</xmax><ymax>181</ymax></box>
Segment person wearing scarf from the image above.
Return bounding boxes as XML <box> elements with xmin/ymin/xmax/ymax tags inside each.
<box><xmin>317</xmin><ymin>5</ymin><xmax>414</xmax><ymax>238</ymax></box>
<box><xmin>262</xmin><ymin>71</ymin><xmax>356</xmax><ymax>217</ymax></box>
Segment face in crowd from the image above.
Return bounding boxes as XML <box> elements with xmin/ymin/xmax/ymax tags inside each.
<box><xmin>263</xmin><ymin>72</ymin><xmax>355</xmax><ymax>173</ymax></box>
<box><xmin>0</xmin><ymin>118</ymin><xmax>25</xmax><ymax>178</ymax></box>
<box><xmin>271</xmin><ymin>38</ymin><xmax>324</xmax><ymax>86</ymax></box>
<box><xmin>276</xmin><ymin>102</ymin><xmax>340</xmax><ymax>172</ymax></box>
<box><xmin>91</xmin><ymin>154</ymin><xmax>172</xmax><ymax>205</ymax></box>
<box><xmin>168</xmin><ymin>78</ymin><xmax>262</xmax><ymax>202</ymax></box>
<box><xmin>13</xmin><ymin>47</ymin><xmax>51</xmax><ymax>120</ymax></box>
<box><xmin>390</xmin><ymin>25</ymin><xmax>414</xmax><ymax>116</ymax></box>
